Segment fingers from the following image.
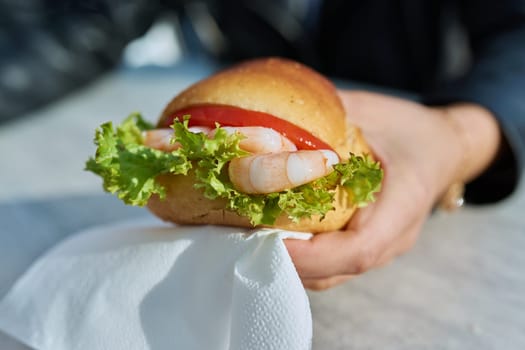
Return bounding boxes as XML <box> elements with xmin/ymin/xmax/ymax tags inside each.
<box><xmin>299</xmin><ymin>220</ymin><xmax>422</xmax><ymax>292</ymax></box>
<box><xmin>286</xmin><ymin>213</ymin><xmax>425</xmax><ymax>291</ymax></box>
<box><xmin>302</xmin><ymin>275</ymin><xmax>354</xmax><ymax>291</ymax></box>
<box><xmin>285</xmin><ymin>229</ymin><xmax>360</xmax><ymax>278</ymax></box>
<box><xmin>285</xmin><ymin>161</ymin><xmax>433</xmax><ymax>280</ymax></box>
<box><xmin>299</xmin><ymin>220</ymin><xmax>422</xmax><ymax>291</ymax></box>
<box><xmin>291</xmin><ymin>216</ymin><xmax>425</xmax><ymax>291</ymax></box>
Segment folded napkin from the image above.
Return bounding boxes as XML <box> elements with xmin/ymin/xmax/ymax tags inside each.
<box><xmin>0</xmin><ymin>219</ymin><xmax>312</xmax><ymax>350</ymax></box>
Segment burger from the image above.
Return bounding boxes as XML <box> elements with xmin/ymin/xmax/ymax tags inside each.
<box><xmin>85</xmin><ymin>58</ymin><xmax>383</xmax><ymax>233</ymax></box>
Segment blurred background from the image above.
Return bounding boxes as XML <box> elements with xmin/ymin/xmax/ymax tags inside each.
<box><xmin>0</xmin><ymin>0</ymin><xmax>473</xmax><ymax>124</ymax></box>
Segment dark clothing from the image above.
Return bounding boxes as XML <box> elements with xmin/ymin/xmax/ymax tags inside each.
<box><xmin>211</xmin><ymin>0</ymin><xmax>525</xmax><ymax>203</ymax></box>
<box><xmin>1</xmin><ymin>0</ymin><xmax>524</xmax><ymax>202</ymax></box>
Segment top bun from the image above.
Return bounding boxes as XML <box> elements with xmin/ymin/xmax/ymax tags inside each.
<box><xmin>159</xmin><ymin>57</ymin><xmax>355</xmax><ymax>157</ymax></box>
<box><xmin>148</xmin><ymin>57</ymin><xmax>370</xmax><ymax>233</ymax></box>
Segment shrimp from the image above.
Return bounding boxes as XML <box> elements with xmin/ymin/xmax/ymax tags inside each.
<box><xmin>211</xmin><ymin>126</ymin><xmax>297</xmax><ymax>153</ymax></box>
<box><xmin>145</xmin><ymin>126</ymin><xmax>296</xmax><ymax>154</ymax></box>
<box><xmin>145</xmin><ymin>126</ymin><xmax>338</xmax><ymax>194</ymax></box>
<box><xmin>228</xmin><ymin>150</ymin><xmax>339</xmax><ymax>194</ymax></box>
<box><xmin>143</xmin><ymin>126</ymin><xmax>212</xmax><ymax>151</ymax></box>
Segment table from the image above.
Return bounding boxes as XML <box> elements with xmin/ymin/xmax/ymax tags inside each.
<box><xmin>1</xmin><ymin>61</ymin><xmax>524</xmax><ymax>349</ymax></box>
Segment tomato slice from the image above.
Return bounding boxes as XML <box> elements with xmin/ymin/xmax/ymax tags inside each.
<box><xmin>161</xmin><ymin>105</ymin><xmax>333</xmax><ymax>151</ymax></box>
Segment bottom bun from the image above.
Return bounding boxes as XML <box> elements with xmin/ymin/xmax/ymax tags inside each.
<box><xmin>147</xmin><ymin>172</ymin><xmax>356</xmax><ymax>233</ymax></box>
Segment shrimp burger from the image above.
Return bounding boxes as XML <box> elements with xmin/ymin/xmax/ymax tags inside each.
<box><xmin>86</xmin><ymin>58</ymin><xmax>382</xmax><ymax>233</ymax></box>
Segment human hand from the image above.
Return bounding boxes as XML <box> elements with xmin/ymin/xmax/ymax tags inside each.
<box><xmin>285</xmin><ymin>90</ymin><xmax>501</xmax><ymax>290</ymax></box>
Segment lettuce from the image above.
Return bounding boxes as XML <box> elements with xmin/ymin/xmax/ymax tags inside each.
<box><xmin>85</xmin><ymin>114</ymin><xmax>383</xmax><ymax>225</ymax></box>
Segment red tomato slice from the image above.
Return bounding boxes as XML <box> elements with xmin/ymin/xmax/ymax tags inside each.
<box><xmin>160</xmin><ymin>105</ymin><xmax>333</xmax><ymax>151</ymax></box>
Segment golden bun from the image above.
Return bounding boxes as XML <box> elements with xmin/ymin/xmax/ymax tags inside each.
<box><xmin>147</xmin><ymin>57</ymin><xmax>370</xmax><ymax>233</ymax></box>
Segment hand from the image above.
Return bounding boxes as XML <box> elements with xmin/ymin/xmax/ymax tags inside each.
<box><xmin>285</xmin><ymin>90</ymin><xmax>501</xmax><ymax>290</ymax></box>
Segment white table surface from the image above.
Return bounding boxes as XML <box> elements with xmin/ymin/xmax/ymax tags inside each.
<box><xmin>1</xmin><ymin>61</ymin><xmax>524</xmax><ymax>349</ymax></box>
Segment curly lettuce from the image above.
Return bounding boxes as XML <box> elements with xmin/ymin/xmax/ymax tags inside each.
<box><xmin>85</xmin><ymin>114</ymin><xmax>383</xmax><ymax>225</ymax></box>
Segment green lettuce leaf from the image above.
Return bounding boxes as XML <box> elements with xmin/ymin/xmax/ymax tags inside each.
<box><xmin>85</xmin><ymin>113</ymin><xmax>190</xmax><ymax>205</ymax></box>
<box><xmin>334</xmin><ymin>154</ymin><xmax>383</xmax><ymax>207</ymax></box>
<box><xmin>85</xmin><ymin>114</ymin><xmax>383</xmax><ymax>225</ymax></box>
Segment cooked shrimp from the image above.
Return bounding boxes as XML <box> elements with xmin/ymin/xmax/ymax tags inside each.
<box><xmin>143</xmin><ymin>126</ymin><xmax>212</xmax><ymax>151</ymax></box>
<box><xmin>145</xmin><ymin>126</ymin><xmax>296</xmax><ymax>154</ymax></box>
<box><xmin>212</xmin><ymin>126</ymin><xmax>297</xmax><ymax>153</ymax></box>
<box><xmin>143</xmin><ymin>129</ymin><xmax>175</xmax><ymax>151</ymax></box>
<box><xmin>228</xmin><ymin>150</ymin><xmax>339</xmax><ymax>194</ymax></box>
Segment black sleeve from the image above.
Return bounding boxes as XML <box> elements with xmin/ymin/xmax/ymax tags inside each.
<box><xmin>0</xmin><ymin>0</ymin><xmax>162</xmax><ymax>123</ymax></box>
<box><xmin>425</xmin><ymin>0</ymin><xmax>525</xmax><ymax>203</ymax></box>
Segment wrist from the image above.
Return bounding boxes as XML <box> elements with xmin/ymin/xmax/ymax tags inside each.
<box><xmin>429</xmin><ymin>103</ymin><xmax>501</xmax><ymax>210</ymax></box>
<box><xmin>435</xmin><ymin>103</ymin><xmax>502</xmax><ymax>183</ymax></box>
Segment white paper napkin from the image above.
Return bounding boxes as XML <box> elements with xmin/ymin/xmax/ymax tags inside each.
<box><xmin>0</xmin><ymin>219</ymin><xmax>312</xmax><ymax>350</ymax></box>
